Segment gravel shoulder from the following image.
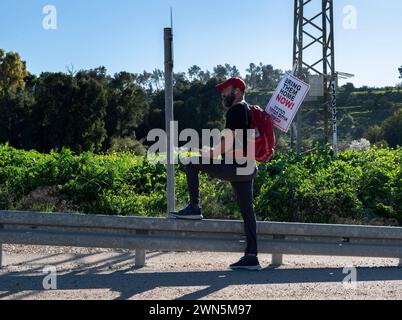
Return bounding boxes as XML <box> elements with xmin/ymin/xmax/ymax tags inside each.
<box><xmin>1</xmin><ymin>244</ymin><xmax>402</xmax><ymax>300</ymax></box>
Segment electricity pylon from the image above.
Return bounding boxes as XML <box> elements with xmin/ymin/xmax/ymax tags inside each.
<box><xmin>293</xmin><ymin>0</ymin><xmax>337</xmax><ymax>157</ymax></box>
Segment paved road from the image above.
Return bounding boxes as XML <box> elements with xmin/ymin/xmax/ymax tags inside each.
<box><xmin>1</xmin><ymin>244</ymin><xmax>402</xmax><ymax>300</ymax></box>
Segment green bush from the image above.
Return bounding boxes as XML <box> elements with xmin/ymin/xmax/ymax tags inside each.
<box><xmin>382</xmin><ymin>108</ymin><xmax>402</xmax><ymax>148</ymax></box>
<box><xmin>107</xmin><ymin>136</ymin><xmax>147</xmax><ymax>156</ymax></box>
<box><xmin>255</xmin><ymin>146</ymin><xmax>401</xmax><ymax>224</ymax></box>
<box><xmin>0</xmin><ymin>142</ymin><xmax>401</xmax><ymax>225</ymax></box>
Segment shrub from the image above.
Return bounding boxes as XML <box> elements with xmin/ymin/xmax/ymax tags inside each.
<box><xmin>382</xmin><ymin>108</ymin><xmax>402</xmax><ymax>148</ymax></box>
<box><xmin>107</xmin><ymin>136</ymin><xmax>147</xmax><ymax>156</ymax></box>
<box><xmin>1</xmin><ymin>143</ymin><xmax>401</xmax><ymax>225</ymax></box>
<box><xmin>349</xmin><ymin>138</ymin><xmax>371</xmax><ymax>151</ymax></box>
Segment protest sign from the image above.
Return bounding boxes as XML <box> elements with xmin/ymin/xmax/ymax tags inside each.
<box><xmin>265</xmin><ymin>73</ymin><xmax>311</xmax><ymax>133</ymax></box>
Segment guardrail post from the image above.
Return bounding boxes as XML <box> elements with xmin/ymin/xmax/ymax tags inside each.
<box><xmin>135</xmin><ymin>230</ymin><xmax>148</xmax><ymax>268</ymax></box>
<box><xmin>135</xmin><ymin>249</ymin><xmax>146</xmax><ymax>268</ymax></box>
<box><xmin>0</xmin><ymin>224</ymin><xmax>4</xmax><ymax>269</ymax></box>
<box><xmin>271</xmin><ymin>253</ymin><xmax>283</xmax><ymax>267</ymax></box>
<box><xmin>271</xmin><ymin>235</ymin><xmax>285</xmax><ymax>267</ymax></box>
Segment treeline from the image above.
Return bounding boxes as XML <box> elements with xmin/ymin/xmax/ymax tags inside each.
<box><xmin>0</xmin><ymin>66</ymin><xmax>148</xmax><ymax>154</ymax></box>
<box><xmin>0</xmin><ymin>49</ymin><xmax>285</xmax><ymax>154</ymax></box>
<box><xmin>1</xmin><ymin>48</ymin><xmax>401</xmax><ymax>154</ymax></box>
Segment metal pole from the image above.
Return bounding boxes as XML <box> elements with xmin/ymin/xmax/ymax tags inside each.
<box><xmin>329</xmin><ymin>0</ymin><xmax>338</xmax><ymax>159</ymax></box>
<box><xmin>164</xmin><ymin>28</ymin><xmax>175</xmax><ymax>213</ymax></box>
<box><xmin>293</xmin><ymin>0</ymin><xmax>336</xmax><ymax>150</ymax></box>
<box><xmin>322</xmin><ymin>0</ymin><xmax>329</xmax><ymax>144</ymax></box>
<box><xmin>296</xmin><ymin>0</ymin><xmax>303</xmax><ymax>158</ymax></box>
<box><xmin>291</xmin><ymin>0</ymin><xmax>298</xmax><ymax>151</ymax></box>
<box><xmin>331</xmin><ymin>76</ymin><xmax>338</xmax><ymax>159</ymax></box>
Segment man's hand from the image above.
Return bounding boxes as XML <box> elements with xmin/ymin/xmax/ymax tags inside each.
<box><xmin>197</xmin><ymin>130</ymin><xmax>235</xmax><ymax>159</ymax></box>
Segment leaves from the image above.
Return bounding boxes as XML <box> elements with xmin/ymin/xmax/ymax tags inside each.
<box><xmin>1</xmin><ymin>144</ymin><xmax>401</xmax><ymax>224</ymax></box>
<box><xmin>255</xmin><ymin>146</ymin><xmax>402</xmax><ymax>224</ymax></box>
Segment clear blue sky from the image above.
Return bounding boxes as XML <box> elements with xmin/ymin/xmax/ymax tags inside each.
<box><xmin>1</xmin><ymin>0</ymin><xmax>401</xmax><ymax>87</ymax></box>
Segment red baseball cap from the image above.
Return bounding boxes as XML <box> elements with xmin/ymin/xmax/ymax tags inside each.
<box><xmin>216</xmin><ymin>77</ymin><xmax>247</xmax><ymax>92</ymax></box>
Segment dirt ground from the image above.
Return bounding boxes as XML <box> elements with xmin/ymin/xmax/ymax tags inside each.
<box><xmin>1</xmin><ymin>244</ymin><xmax>402</xmax><ymax>300</ymax></box>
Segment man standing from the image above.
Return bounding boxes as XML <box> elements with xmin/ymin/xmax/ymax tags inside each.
<box><xmin>169</xmin><ymin>77</ymin><xmax>261</xmax><ymax>271</ymax></box>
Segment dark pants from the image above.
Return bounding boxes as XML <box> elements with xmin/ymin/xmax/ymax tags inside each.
<box><xmin>184</xmin><ymin>157</ymin><xmax>258</xmax><ymax>255</ymax></box>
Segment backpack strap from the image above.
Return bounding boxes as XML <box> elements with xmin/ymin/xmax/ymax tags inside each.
<box><xmin>242</xmin><ymin>101</ymin><xmax>250</xmax><ymax>129</ymax></box>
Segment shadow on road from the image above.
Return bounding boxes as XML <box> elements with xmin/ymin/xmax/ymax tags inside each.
<box><xmin>1</xmin><ymin>256</ymin><xmax>401</xmax><ymax>300</ymax></box>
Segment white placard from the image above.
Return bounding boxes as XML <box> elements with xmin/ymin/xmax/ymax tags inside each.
<box><xmin>265</xmin><ymin>73</ymin><xmax>311</xmax><ymax>133</ymax></box>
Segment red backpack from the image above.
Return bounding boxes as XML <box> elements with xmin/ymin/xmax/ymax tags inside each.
<box><xmin>234</xmin><ymin>104</ymin><xmax>276</xmax><ymax>163</ymax></box>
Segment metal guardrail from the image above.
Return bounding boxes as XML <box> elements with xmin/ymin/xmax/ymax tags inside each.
<box><xmin>1</xmin><ymin>210</ymin><xmax>402</xmax><ymax>269</ymax></box>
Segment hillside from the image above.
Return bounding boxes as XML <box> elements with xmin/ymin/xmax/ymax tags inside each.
<box><xmin>247</xmin><ymin>87</ymin><xmax>402</xmax><ymax>151</ymax></box>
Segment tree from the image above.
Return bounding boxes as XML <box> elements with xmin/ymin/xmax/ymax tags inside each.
<box><xmin>31</xmin><ymin>72</ymin><xmax>108</xmax><ymax>153</ymax></box>
<box><xmin>226</xmin><ymin>64</ymin><xmax>240</xmax><ymax>78</ymax></box>
<box><xmin>174</xmin><ymin>77</ymin><xmax>224</xmax><ymax>135</ymax></box>
<box><xmin>136</xmin><ymin>77</ymin><xmax>224</xmax><ymax>145</ymax></box>
<box><xmin>185</xmin><ymin>66</ymin><xmax>214</xmax><ymax>84</ymax></box>
<box><xmin>173</xmin><ymin>72</ymin><xmax>188</xmax><ymax>87</ymax></box>
<box><xmin>338</xmin><ymin>82</ymin><xmax>356</xmax><ymax>105</ymax></box>
<box><xmin>150</xmin><ymin>69</ymin><xmax>164</xmax><ymax>92</ymax></box>
<box><xmin>245</xmin><ymin>63</ymin><xmax>283</xmax><ymax>90</ymax></box>
<box><xmin>382</xmin><ymin>108</ymin><xmax>402</xmax><ymax>148</ymax></box>
<box><xmin>136</xmin><ymin>89</ymin><xmax>166</xmax><ymax>142</ymax></box>
<box><xmin>188</xmin><ymin>65</ymin><xmax>202</xmax><ymax>82</ymax></box>
<box><xmin>259</xmin><ymin>64</ymin><xmax>283</xmax><ymax>90</ymax></box>
<box><xmin>399</xmin><ymin>65</ymin><xmax>402</xmax><ymax>88</ymax></box>
<box><xmin>212</xmin><ymin>64</ymin><xmax>240</xmax><ymax>79</ymax></box>
<box><xmin>363</xmin><ymin>125</ymin><xmax>384</xmax><ymax>144</ymax></box>
<box><xmin>198</xmin><ymin>70</ymin><xmax>211</xmax><ymax>83</ymax></box>
<box><xmin>133</xmin><ymin>71</ymin><xmax>153</xmax><ymax>92</ymax></box>
<box><xmin>0</xmin><ymin>90</ymin><xmax>35</xmax><ymax>149</ymax></box>
<box><xmin>245</xmin><ymin>63</ymin><xmax>259</xmax><ymax>89</ymax></box>
<box><xmin>213</xmin><ymin>65</ymin><xmax>229</xmax><ymax>79</ymax></box>
<box><xmin>342</xmin><ymin>83</ymin><xmax>355</xmax><ymax>95</ymax></box>
<box><xmin>77</xmin><ymin>66</ymin><xmax>108</xmax><ymax>84</ymax></box>
<box><xmin>104</xmin><ymin>71</ymin><xmax>149</xmax><ymax>148</ymax></box>
<box><xmin>0</xmin><ymin>49</ymin><xmax>28</xmax><ymax>97</ymax></box>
